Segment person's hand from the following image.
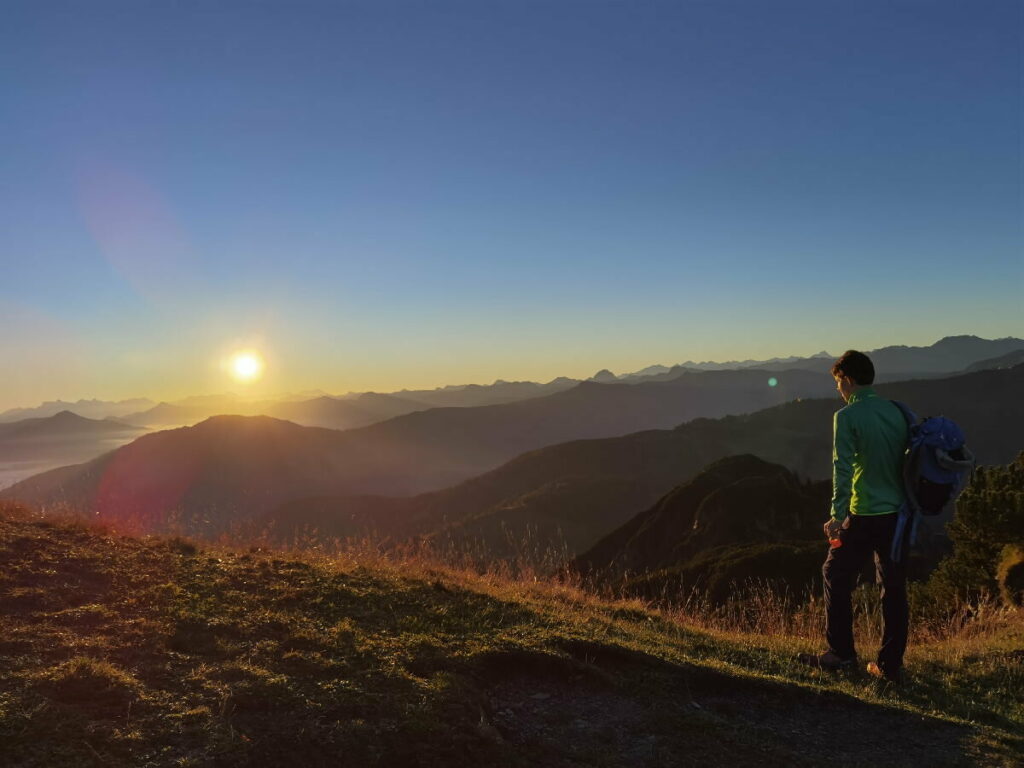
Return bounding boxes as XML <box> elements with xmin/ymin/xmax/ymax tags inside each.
<box><xmin>823</xmin><ymin>518</ymin><xmax>843</xmax><ymax>540</ymax></box>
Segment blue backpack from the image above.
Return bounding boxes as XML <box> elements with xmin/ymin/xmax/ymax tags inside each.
<box><xmin>891</xmin><ymin>401</ymin><xmax>975</xmax><ymax>517</ymax></box>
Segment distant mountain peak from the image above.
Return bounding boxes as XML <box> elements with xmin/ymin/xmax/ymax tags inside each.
<box><xmin>625</xmin><ymin>364</ymin><xmax>671</xmax><ymax>377</ymax></box>
<box><xmin>589</xmin><ymin>369</ymin><xmax>618</xmax><ymax>383</ymax></box>
<box><xmin>51</xmin><ymin>410</ymin><xmax>85</xmax><ymax>421</ymax></box>
<box><xmin>932</xmin><ymin>334</ymin><xmax>983</xmax><ymax>347</ymax></box>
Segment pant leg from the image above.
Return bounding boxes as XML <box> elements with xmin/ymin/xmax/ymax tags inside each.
<box><xmin>823</xmin><ymin>515</ymin><xmax>872</xmax><ymax>660</ymax></box>
<box><xmin>871</xmin><ymin>514</ymin><xmax>909</xmax><ymax>674</ymax></box>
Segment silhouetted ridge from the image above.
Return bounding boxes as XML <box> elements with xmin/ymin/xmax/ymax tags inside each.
<box><xmin>575</xmin><ymin>455</ymin><xmax>826</xmax><ymax>579</ymax></box>
<box><xmin>965</xmin><ymin>350</ymin><xmax>1024</xmax><ymax>372</ymax></box>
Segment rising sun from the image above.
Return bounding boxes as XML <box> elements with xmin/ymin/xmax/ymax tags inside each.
<box><xmin>229</xmin><ymin>351</ymin><xmax>265</xmax><ymax>382</ymax></box>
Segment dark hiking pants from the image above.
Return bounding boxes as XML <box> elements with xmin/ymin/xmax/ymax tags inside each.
<box><xmin>822</xmin><ymin>512</ymin><xmax>908</xmax><ymax>675</ymax></box>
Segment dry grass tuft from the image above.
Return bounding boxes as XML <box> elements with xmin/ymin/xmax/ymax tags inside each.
<box><xmin>34</xmin><ymin>656</ymin><xmax>139</xmax><ymax>707</ymax></box>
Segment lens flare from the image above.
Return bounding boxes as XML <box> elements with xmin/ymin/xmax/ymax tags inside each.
<box><xmin>768</xmin><ymin>377</ymin><xmax>778</xmax><ymax>387</ymax></box>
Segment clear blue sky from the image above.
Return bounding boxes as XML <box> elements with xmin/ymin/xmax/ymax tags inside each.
<box><xmin>2</xmin><ymin>1</ymin><xmax>1021</xmax><ymax>408</ymax></box>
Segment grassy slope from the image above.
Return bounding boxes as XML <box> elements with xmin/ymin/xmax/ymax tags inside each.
<box><xmin>1</xmin><ymin>509</ymin><xmax>1021</xmax><ymax>768</ymax></box>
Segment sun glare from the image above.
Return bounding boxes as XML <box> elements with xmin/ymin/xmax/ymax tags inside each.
<box><xmin>229</xmin><ymin>351</ymin><xmax>265</xmax><ymax>383</ymax></box>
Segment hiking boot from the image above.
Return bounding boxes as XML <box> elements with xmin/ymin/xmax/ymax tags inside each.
<box><xmin>866</xmin><ymin>662</ymin><xmax>904</xmax><ymax>684</ymax></box>
<box><xmin>796</xmin><ymin>651</ymin><xmax>857</xmax><ymax>672</ymax></box>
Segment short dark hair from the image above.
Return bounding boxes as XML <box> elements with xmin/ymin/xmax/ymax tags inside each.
<box><xmin>831</xmin><ymin>350</ymin><xmax>875</xmax><ymax>385</ymax></box>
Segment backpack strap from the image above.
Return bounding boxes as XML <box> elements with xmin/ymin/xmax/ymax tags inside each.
<box><xmin>890</xmin><ymin>399</ymin><xmax>920</xmax><ymax>511</ymax></box>
<box><xmin>890</xmin><ymin>399</ymin><xmax>918</xmax><ymax>431</ymax></box>
<box><xmin>890</xmin><ymin>400</ymin><xmax>919</xmax><ymax>561</ymax></box>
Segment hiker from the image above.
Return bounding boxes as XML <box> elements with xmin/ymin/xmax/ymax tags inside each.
<box><xmin>799</xmin><ymin>350</ymin><xmax>909</xmax><ymax>682</ymax></box>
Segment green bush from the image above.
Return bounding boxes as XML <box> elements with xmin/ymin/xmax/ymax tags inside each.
<box><xmin>925</xmin><ymin>453</ymin><xmax>1024</xmax><ymax>605</ymax></box>
<box><xmin>996</xmin><ymin>545</ymin><xmax>1024</xmax><ymax>607</ymax></box>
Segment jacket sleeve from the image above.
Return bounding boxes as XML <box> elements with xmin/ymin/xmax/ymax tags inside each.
<box><xmin>831</xmin><ymin>409</ymin><xmax>855</xmax><ymax>521</ymax></box>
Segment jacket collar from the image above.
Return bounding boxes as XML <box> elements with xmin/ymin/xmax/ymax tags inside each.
<box><xmin>848</xmin><ymin>387</ymin><xmax>877</xmax><ymax>405</ymax></box>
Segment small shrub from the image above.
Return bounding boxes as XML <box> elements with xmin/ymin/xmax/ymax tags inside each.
<box><xmin>997</xmin><ymin>545</ymin><xmax>1024</xmax><ymax>607</ymax></box>
<box><xmin>35</xmin><ymin>657</ymin><xmax>138</xmax><ymax>707</ymax></box>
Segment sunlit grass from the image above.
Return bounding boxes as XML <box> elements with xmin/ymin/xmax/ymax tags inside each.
<box><xmin>1</xmin><ymin>503</ymin><xmax>1021</xmax><ymax>767</ymax></box>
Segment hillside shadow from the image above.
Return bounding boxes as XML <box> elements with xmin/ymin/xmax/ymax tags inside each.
<box><xmin>469</xmin><ymin>641</ymin><xmax>990</xmax><ymax>768</ymax></box>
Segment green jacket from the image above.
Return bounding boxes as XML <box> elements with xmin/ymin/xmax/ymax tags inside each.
<box><xmin>831</xmin><ymin>387</ymin><xmax>908</xmax><ymax>522</ymax></box>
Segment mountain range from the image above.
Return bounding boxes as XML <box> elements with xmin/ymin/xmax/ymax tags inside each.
<box><xmin>117</xmin><ymin>391</ymin><xmax>433</xmax><ymax>430</ymax></box>
<box><xmin>0</xmin><ymin>398</ymin><xmax>154</xmax><ymax>423</ymax></box>
<box><xmin>6</xmin><ymin>363</ymin><xmax>1021</xmax><ymax>554</ymax></box>
<box><xmin>261</xmin><ymin>363</ymin><xmax>1024</xmax><ymax>558</ymax></box>
<box><xmin>628</xmin><ymin>335</ymin><xmax>1024</xmax><ymax>383</ymax></box>
<box><xmin>0</xmin><ymin>366</ymin><xmax>839</xmax><ymax>529</ymax></box>
<box><xmin>3</xmin><ymin>335</ymin><xmax>1020</xmax><ymax>430</ymax></box>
